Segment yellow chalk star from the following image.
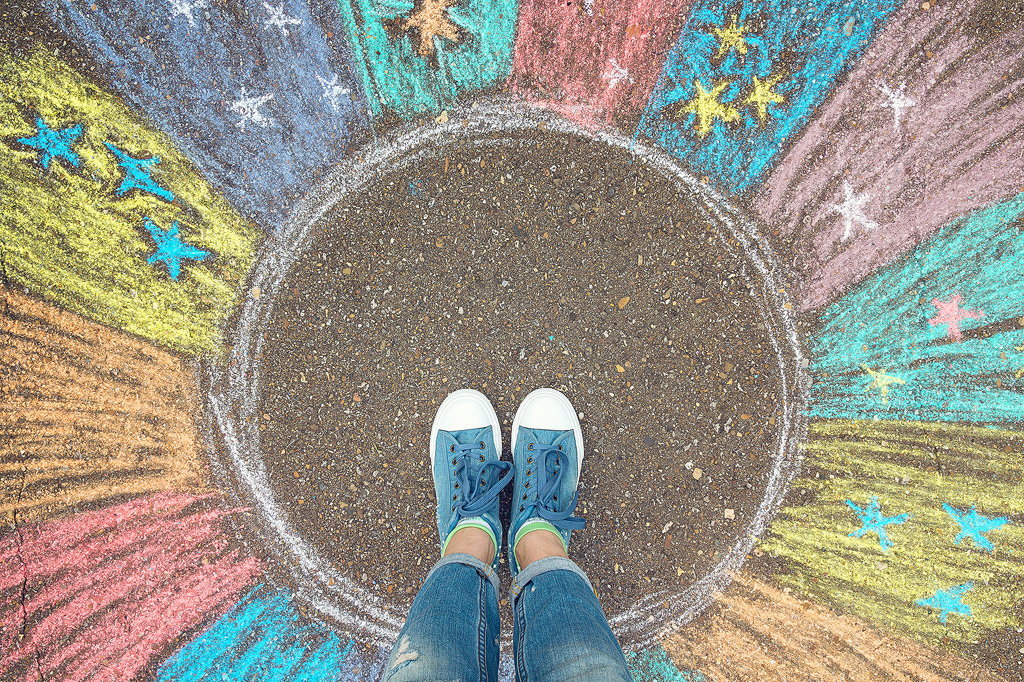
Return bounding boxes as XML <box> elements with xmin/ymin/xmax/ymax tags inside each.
<box><xmin>677</xmin><ymin>79</ymin><xmax>740</xmax><ymax>138</ymax></box>
<box><xmin>744</xmin><ymin>73</ymin><xmax>785</xmax><ymax>123</ymax></box>
<box><xmin>712</xmin><ymin>15</ymin><xmax>748</xmax><ymax>58</ymax></box>
<box><xmin>861</xmin><ymin>364</ymin><xmax>905</xmax><ymax>403</ymax></box>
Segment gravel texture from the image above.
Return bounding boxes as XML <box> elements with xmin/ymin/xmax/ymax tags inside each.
<box><xmin>257</xmin><ymin>129</ymin><xmax>782</xmax><ymax>639</ymax></box>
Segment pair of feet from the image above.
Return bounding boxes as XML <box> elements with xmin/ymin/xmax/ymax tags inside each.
<box><xmin>430</xmin><ymin>388</ymin><xmax>586</xmax><ymax>576</ymax></box>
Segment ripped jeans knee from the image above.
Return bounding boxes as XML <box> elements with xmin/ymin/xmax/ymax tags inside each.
<box><xmin>383</xmin><ymin>634</ymin><xmax>423</xmax><ymax>681</ymax></box>
<box><xmin>384</xmin><ymin>632</ymin><xmax>477</xmax><ymax>682</ymax></box>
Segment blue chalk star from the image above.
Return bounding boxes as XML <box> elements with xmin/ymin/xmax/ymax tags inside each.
<box><xmin>17</xmin><ymin>117</ymin><xmax>82</xmax><ymax>170</ymax></box>
<box><xmin>144</xmin><ymin>218</ymin><xmax>209</xmax><ymax>280</ymax></box>
<box><xmin>846</xmin><ymin>496</ymin><xmax>910</xmax><ymax>552</ymax></box>
<box><xmin>106</xmin><ymin>143</ymin><xmax>174</xmax><ymax>202</ymax></box>
<box><xmin>916</xmin><ymin>583</ymin><xmax>973</xmax><ymax>625</ymax></box>
<box><xmin>944</xmin><ymin>503</ymin><xmax>1009</xmax><ymax>553</ymax></box>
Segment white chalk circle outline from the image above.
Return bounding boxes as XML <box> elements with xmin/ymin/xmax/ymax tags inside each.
<box><xmin>205</xmin><ymin>100</ymin><xmax>809</xmax><ymax>651</ymax></box>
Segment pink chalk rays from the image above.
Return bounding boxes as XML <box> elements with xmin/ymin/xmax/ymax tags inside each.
<box><xmin>0</xmin><ymin>492</ymin><xmax>260</xmax><ymax>682</ymax></box>
<box><xmin>509</xmin><ymin>0</ymin><xmax>693</xmax><ymax>125</ymax></box>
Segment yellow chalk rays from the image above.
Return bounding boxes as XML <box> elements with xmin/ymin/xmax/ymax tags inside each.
<box><xmin>0</xmin><ymin>47</ymin><xmax>259</xmax><ymax>356</ymax></box>
<box><xmin>762</xmin><ymin>419</ymin><xmax>1024</xmax><ymax>647</ymax></box>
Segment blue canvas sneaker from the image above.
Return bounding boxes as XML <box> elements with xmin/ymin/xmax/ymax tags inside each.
<box><xmin>431</xmin><ymin>389</ymin><xmax>513</xmax><ymax>571</ymax></box>
<box><xmin>507</xmin><ymin>388</ymin><xmax>586</xmax><ymax>576</ymax></box>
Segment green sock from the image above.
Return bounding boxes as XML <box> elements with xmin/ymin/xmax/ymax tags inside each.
<box><xmin>442</xmin><ymin>516</ymin><xmax>497</xmax><ymax>560</ymax></box>
<box><xmin>512</xmin><ymin>519</ymin><xmax>567</xmax><ymax>571</ymax></box>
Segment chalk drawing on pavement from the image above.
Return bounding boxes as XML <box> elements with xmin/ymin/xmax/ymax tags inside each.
<box><xmin>860</xmin><ymin>364</ymin><xmax>905</xmax><ymax>403</ymax></box>
<box><xmin>846</xmin><ymin>495</ymin><xmax>910</xmax><ymax>553</ymax></box>
<box><xmin>509</xmin><ymin>0</ymin><xmax>692</xmax><ymax>124</ymax></box>
<box><xmin>640</xmin><ymin>0</ymin><xmax>903</xmax><ymax>195</ymax></box>
<box><xmin>106</xmin><ymin>143</ymin><xmax>175</xmax><ymax>202</ymax></box>
<box><xmin>829</xmin><ymin>180</ymin><xmax>877</xmax><ymax>242</ymax></box>
<box><xmin>206</xmin><ymin>101</ymin><xmax>808</xmax><ymax>652</ymax></box>
<box><xmin>230</xmin><ymin>88</ymin><xmax>276</xmax><ymax>131</ymax></box>
<box><xmin>0</xmin><ymin>493</ymin><xmax>261</xmax><ymax>681</ymax></box>
<box><xmin>337</xmin><ymin>0</ymin><xmax>516</xmax><ymax>118</ymax></box>
<box><xmin>0</xmin><ymin>286</ymin><xmax>207</xmax><ymax>523</ymax></box>
<box><xmin>763</xmin><ymin>420</ymin><xmax>1024</xmax><ymax>646</ymax></box>
<box><xmin>263</xmin><ymin>1</ymin><xmax>302</xmax><ymax>36</ymax></box>
<box><xmin>756</xmin><ymin>0</ymin><xmax>1024</xmax><ymax>311</ymax></box>
<box><xmin>144</xmin><ymin>217</ymin><xmax>211</xmax><ymax>281</ymax></box>
<box><xmin>45</xmin><ymin>0</ymin><xmax>370</xmax><ymax>231</ymax></box>
<box><xmin>806</xmin><ymin>192</ymin><xmax>1024</xmax><ymax>424</ymax></box>
<box><xmin>169</xmin><ymin>0</ymin><xmax>208</xmax><ymax>27</ymax></box>
<box><xmin>929</xmin><ymin>294</ymin><xmax>984</xmax><ymax>342</ymax></box>
<box><xmin>943</xmin><ymin>504</ymin><xmax>1011</xmax><ymax>554</ymax></box>
<box><xmin>6</xmin><ymin>0</ymin><xmax>1024</xmax><ymax>678</ymax></box>
<box><xmin>384</xmin><ymin>0</ymin><xmax>464</xmax><ymax>62</ymax></box>
<box><xmin>15</xmin><ymin>116</ymin><xmax>82</xmax><ymax>170</ymax></box>
<box><xmin>874</xmin><ymin>80</ymin><xmax>914</xmax><ymax>134</ymax></box>
<box><xmin>916</xmin><ymin>583</ymin><xmax>974</xmax><ymax>625</ymax></box>
<box><xmin>0</xmin><ymin>47</ymin><xmax>258</xmax><ymax>355</ymax></box>
<box><xmin>317</xmin><ymin>73</ymin><xmax>352</xmax><ymax>113</ymax></box>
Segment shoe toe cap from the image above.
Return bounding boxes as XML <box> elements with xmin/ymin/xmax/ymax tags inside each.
<box><xmin>434</xmin><ymin>390</ymin><xmax>496</xmax><ymax>432</ymax></box>
<box><xmin>517</xmin><ymin>389</ymin><xmax>578</xmax><ymax>431</ymax></box>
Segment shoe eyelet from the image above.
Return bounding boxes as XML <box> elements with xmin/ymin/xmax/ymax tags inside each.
<box><xmin>524</xmin><ymin>482</ymin><xmax>530</xmax><ymax>488</ymax></box>
<box><xmin>453</xmin><ymin>494</ymin><xmax>458</xmax><ymax>500</ymax></box>
<box><xmin>479</xmin><ymin>441</ymin><xmax>485</xmax><ymax>449</ymax></box>
<box><xmin>522</xmin><ymin>494</ymin><xmax>527</xmax><ymax>500</ymax></box>
<box><xmin>526</xmin><ymin>469</ymin><xmax>532</xmax><ymax>476</ymax></box>
<box><xmin>452</xmin><ymin>457</ymin><xmax>458</xmax><ymax>465</ymax></box>
<box><xmin>527</xmin><ymin>456</ymin><xmax>533</xmax><ymax>463</ymax></box>
<box><xmin>452</xmin><ymin>505</ymin><xmax>456</xmax><ymax>511</ymax></box>
<box><xmin>480</xmin><ymin>480</ymin><xmax>486</xmax><ymax>486</ymax></box>
<box><xmin>528</xmin><ymin>443</ymin><xmax>534</xmax><ymax>451</ymax></box>
<box><xmin>519</xmin><ymin>505</ymin><xmax>524</xmax><ymax>511</ymax></box>
<box><xmin>554</xmin><ymin>494</ymin><xmax>558</xmax><ymax>501</ymax></box>
<box><xmin>479</xmin><ymin>455</ymin><xmax>485</xmax><ymax>462</ymax></box>
<box><xmin>557</xmin><ymin>444</ymin><xmax>563</xmax><ymax>451</ymax></box>
<box><xmin>450</xmin><ymin>444</ymin><xmax>456</xmax><ymax>453</ymax></box>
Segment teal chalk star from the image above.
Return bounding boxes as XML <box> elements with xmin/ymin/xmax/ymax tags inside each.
<box><xmin>846</xmin><ymin>496</ymin><xmax>910</xmax><ymax>552</ymax></box>
<box><xmin>944</xmin><ymin>503</ymin><xmax>1009</xmax><ymax>553</ymax></box>
<box><xmin>106</xmin><ymin>143</ymin><xmax>174</xmax><ymax>202</ymax></box>
<box><xmin>144</xmin><ymin>218</ymin><xmax>209</xmax><ymax>280</ymax></box>
<box><xmin>17</xmin><ymin>117</ymin><xmax>82</xmax><ymax>170</ymax></box>
<box><xmin>916</xmin><ymin>583</ymin><xmax>973</xmax><ymax>624</ymax></box>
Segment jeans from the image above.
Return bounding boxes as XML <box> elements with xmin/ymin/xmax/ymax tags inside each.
<box><xmin>383</xmin><ymin>553</ymin><xmax>633</xmax><ymax>682</ymax></box>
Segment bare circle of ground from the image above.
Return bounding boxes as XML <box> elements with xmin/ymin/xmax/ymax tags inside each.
<box><xmin>206</xmin><ymin>101</ymin><xmax>809</xmax><ymax>651</ymax></box>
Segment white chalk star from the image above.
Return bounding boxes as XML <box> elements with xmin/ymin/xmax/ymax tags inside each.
<box><xmin>263</xmin><ymin>2</ymin><xmax>302</xmax><ymax>36</ymax></box>
<box><xmin>874</xmin><ymin>81</ymin><xmax>915</xmax><ymax>133</ymax></box>
<box><xmin>829</xmin><ymin>180</ymin><xmax>878</xmax><ymax>241</ymax></box>
<box><xmin>316</xmin><ymin>73</ymin><xmax>351</xmax><ymax>113</ymax></box>
<box><xmin>230</xmin><ymin>87</ymin><xmax>275</xmax><ymax>130</ymax></box>
<box><xmin>169</xmin><ymin>0</ymin><xmax>208</xmax><ymax>27</ymax></box>
<box><xmin>603</xmin><ymin>58</ymin><xmax>634</xmax><ymax>90</ymax></box>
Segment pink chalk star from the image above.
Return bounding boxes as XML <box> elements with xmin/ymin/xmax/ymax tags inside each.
<box><xmin>929</xmin><ymin>294</ymin><xmax>983</xmax><ymax>341</ymax></box>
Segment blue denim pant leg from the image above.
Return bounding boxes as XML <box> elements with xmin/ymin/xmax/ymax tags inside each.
<box><xmin>510</xmin><ymin>557</ymin><xmax>633</xmax><ymax>682</ymax></box>
<box><xmin>383</xmin><ymin>553</ymin><xmax>501</xmax><ymax>682</ymax></box>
